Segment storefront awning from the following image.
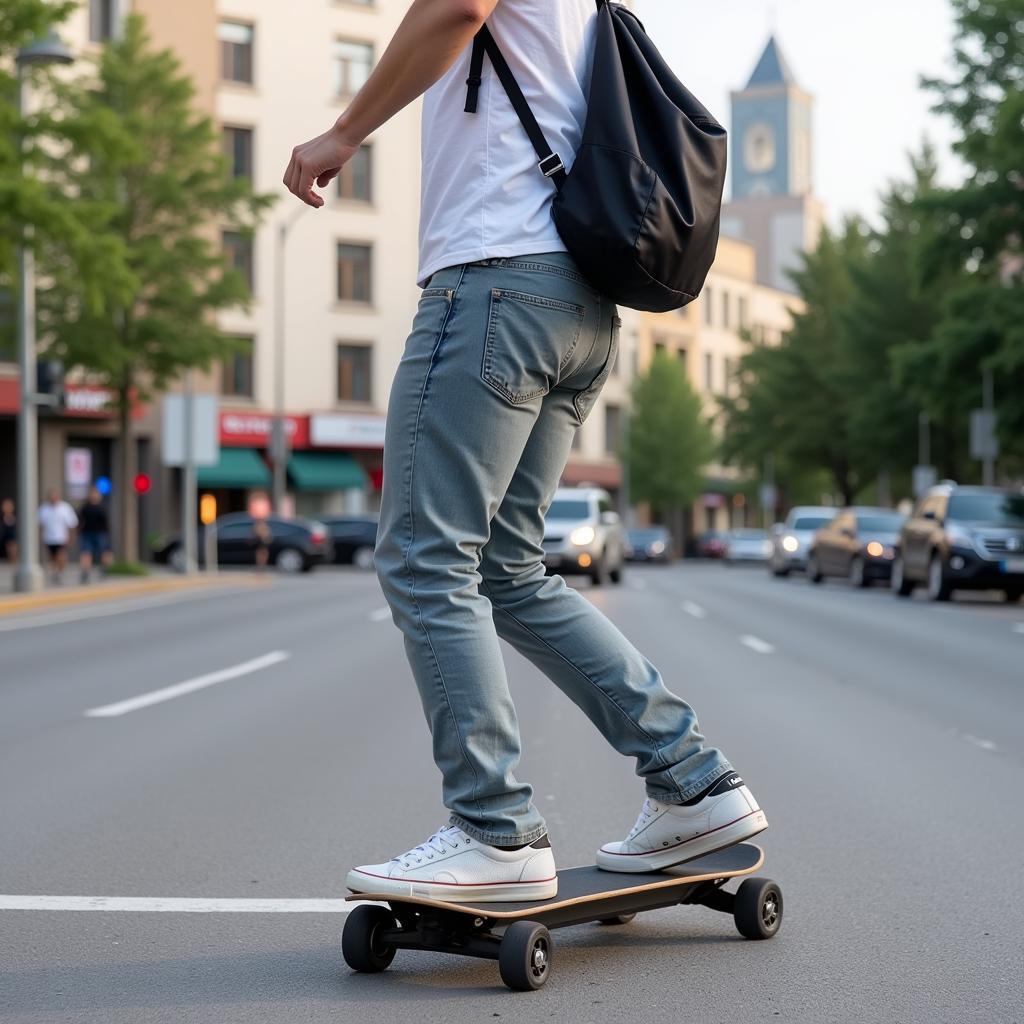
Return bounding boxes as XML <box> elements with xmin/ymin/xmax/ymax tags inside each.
<box><xmin>196</xmin><ymin>447</ymin><xmax>270</xmax><ymax>489</ymax></box>
<box><xmin>287</xmin><ymin>451</ymin><xmax>367</xmax><ymax>492</ymax></box>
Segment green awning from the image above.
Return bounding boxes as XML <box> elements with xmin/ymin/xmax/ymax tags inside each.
<box><xmin>196</xmin><ymin>447</ymin><xmax>270</xmax><ymax>489</ymax></box>
<box><xmin>287</xmin><ymin>451</ymin><xmax>367</xmax><ymax>492</ymax></box>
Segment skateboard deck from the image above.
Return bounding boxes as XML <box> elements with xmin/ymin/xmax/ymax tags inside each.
<box><xmin>342</xmin><ymin>843</ymin><xmax>783</xmax><ymax>991</ymax></box>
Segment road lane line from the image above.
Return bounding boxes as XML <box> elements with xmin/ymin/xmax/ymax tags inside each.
<box><xmin>681</xmin><ymin>601</ymin><xmax>706</xmax><ymax>619</ymax></box>
<box><xmin>369</xmin><ymin>606</ymin><xmax>392</xmax><ymax>622</ymax></box>
<box><xmin>740</xmin><ymin>635</ymin><xmax>775</xmax><ymax>655</ymax></box>
<box><xmin>0</xmin><ymin>895</ymin><xmax>372</xmax><ymax>913</ymax></box>
<box><xmin>84</xmin><ymin>651</ymin><xmax>291</xmax><ymax>718</ymax></box>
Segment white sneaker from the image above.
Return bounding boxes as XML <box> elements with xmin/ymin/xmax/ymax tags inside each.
<box><xmin>346</xmin><ymin>825</ymin><xmax>558</xmax><ymax>903</ymax></box>
<box><xmin>597</xmin><ymin>772</ymin><xmax>767</xmax><ymax>873</ymax></box>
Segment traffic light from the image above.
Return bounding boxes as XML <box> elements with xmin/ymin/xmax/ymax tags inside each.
<box><xmin>199</xmin><ymin>493</ymin><xmax>217</xmax><ymax>525</ymax></box>
<box><xmin>133</xmin><ymin>473</ymin><xmax>152</xmax><ymax>495</ymax></box>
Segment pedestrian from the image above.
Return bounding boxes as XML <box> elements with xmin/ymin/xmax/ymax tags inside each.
<box><xmin>252</xmin><ymin>516</ymin><xmax>271</xmax><ymax>571</ymax></box>
<box><xmin>37</xmin><ymin>488</ymin><xmax>78</xmax><ymax>585</ymax></box>
<box><xmin>77</xmin><ymin>486</ymin><xmax>111</xmax><ymax>584</ymax></box>
<box><xmin>1</xmin><ymin>498</ymin><xmax>16</xmax><ymax>564</ymax></box>
<box><xmin>284</xmin><ymin>0</ymin><xmax>766</xmax><ymax>903</ymax></box>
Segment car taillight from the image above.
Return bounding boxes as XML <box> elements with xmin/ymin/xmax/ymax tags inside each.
<box><xmin>311</xmin><ymin>529</ymin><xmax>326</xmax><ymax>545</ymax></box>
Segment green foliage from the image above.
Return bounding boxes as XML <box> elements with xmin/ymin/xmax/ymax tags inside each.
<box><xmin>37</xmin><ymin>13</ymin><xmax>275</xmax><ymax>401</ymax></box>
<box><xmin>104</xmin><ymin>560</ymin><xmax>149</xmax><ymax>576</ymax></box>
<box><xmin>625</xmin><ymin>349</ymin><xmax>713</xmax><ymax>518</ymax></box>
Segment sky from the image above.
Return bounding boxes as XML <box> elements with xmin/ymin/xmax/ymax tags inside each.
<box><xmin>636</xmin><ymin>0</ymin><xmax>964</xmax><ymax>227</ymax></box>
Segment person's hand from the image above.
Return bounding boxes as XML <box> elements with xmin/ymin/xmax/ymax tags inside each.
<box><xmin>283</xmin><ymin>122</ymin><xmax>363</xmax><ymax>209</ymax></box>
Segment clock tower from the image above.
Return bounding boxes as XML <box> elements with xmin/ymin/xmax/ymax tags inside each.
<box><xmin>721</xmin><ymin>37</ymin><xmax>823</xmax><ymax>294</ymax></box>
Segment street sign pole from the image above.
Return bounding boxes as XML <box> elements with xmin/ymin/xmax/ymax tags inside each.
<box><xmin>180</xmin><ymin>372</ymin><xmax>197</xmax><ymax>574</ymax></box>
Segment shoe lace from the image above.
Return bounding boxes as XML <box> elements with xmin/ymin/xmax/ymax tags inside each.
<box><xmin>627</xmin><ymin>798</ymin><xmax>660</xmax><ymax>841</ymax></box>
<box><xmin>392</xmin><ymin>826</ymin><xmax>468</xmax><ymax>869</ymax></box>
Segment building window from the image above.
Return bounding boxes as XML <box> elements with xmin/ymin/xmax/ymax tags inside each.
<box><xmin>90</xmin><ymin>0</ymin><xmax>115</xmax><ymax>41</ymax></box>
<box><xmin>337</xmin><ymin>343</ymin><xmax>372</xmax><ymax>402</ymax></box>
<box><xmin>604</xmin><ymin>404</ymin><xmax>622</xmax><ymax>455</ymax></box>
<box><xmin>222</xmin><ymin>231</ymin><xmax>254</xmax><ymax>294</ymax></box>
<box><xmin>738</xmin><ymin>295</ymin><xmax>749</xmax><ymax>331</ymax></box>
<box><xmin>219</xmin><ymin>21</ymin><xmax>254</xmax><ymax>84</ymax></box>
<box><xmin>334</xmin><ymin>40</ymin><xmax>373</xmax><ymax>98</ymax></box>
<box><xmin>703</xmin><ymin>352</ymin><xmax>713</xmax><ymax>393</ymax></box>
<box><xmin>337</xmin><ymin>144</ymin><xmax>372</xmax><ymax>203</ymax></box>
<box><xmin>222</xmin><ymin>336</ymin><xmax>254</xmax><ymax>398</ymax></box>
<box><xmin>222</xmin><ymin>126</ymin><xmax>253</xmax><ymax>181</ymax></box>
<box><xmin>703</xmin><ymin>286</ymin><xmax>714</xmax><ymax>327</ymax></box>
<box><xmin>336</xmin><ymin>243</ymin><xmax>372</xmax><ymax>303</ymax></box>
<box><xmin>721</xmin><ymin>290</ymin><xmax>731</xmax><ymax>330</ymax></box>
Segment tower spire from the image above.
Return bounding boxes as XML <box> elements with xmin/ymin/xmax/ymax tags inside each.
<box><xmin>746</xmin><ymin>36</ymin><xmax>797</xmax><ymax>89</ymax></box>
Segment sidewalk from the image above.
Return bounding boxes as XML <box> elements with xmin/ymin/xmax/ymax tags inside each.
<box><xmin>0</xmin><ymin>562</ymin><xmax>266</xmax><ymax>617</ymax></box>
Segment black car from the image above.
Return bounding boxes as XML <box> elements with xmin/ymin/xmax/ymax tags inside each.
<box><xmin>625</xmin><ymin>526</ymin><xmax>672</xmax><ymax>563</ymax></box>
<box><xmin>892</xmin><ymin>484</ymin><xmax>1024</xmax><ymax>602</ymax></box>
<box><xmin>806</xmin><ymin>507</ymin><xmax>905</xmax><ymax>587</ymax></box>
<box><xmin>322</xmin><ymin>515</ymin><xmax>378</xmax><ymax>568</ymax></box>
<box><xmin>153</xmin><ymin>513</ymin><xmax>331</xmax><ymax>573</ymax></box>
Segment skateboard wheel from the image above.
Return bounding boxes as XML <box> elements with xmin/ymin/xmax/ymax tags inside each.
<box><xmin>499</xmin><ymin>920</ymin><xmax>552</xmax><ymax>991</ymax></box>
<box><xmin>342</xmin><ymin>905</ymin><xmax>398</xmax><ymax>973</ymax></box>
<box><xmin>597</xmin><ymin>913</ymin><xmax>636</xmax><ymax>926</ymax></box>
<box><xmin>733</xmin><ymin>878</ymin><xmax>783</xmax><ymax>940</ymax></box>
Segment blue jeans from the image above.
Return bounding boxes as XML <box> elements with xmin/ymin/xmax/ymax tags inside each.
<box><xmin>374</xmin><ymin>252</ymin><xmax>730</xmax><ymax>848</ymax></box>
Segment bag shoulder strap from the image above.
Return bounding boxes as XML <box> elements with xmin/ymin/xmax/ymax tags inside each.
<box><xmin>462</xmin><ymin>3</ymin><xmax>606</xmax><ymax>190</ymax></box>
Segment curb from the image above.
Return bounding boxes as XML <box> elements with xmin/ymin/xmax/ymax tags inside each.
<box><xmin>0</xmin><ymin>574</ymin><xmax>267</xmax><ymax>617</ymax></box>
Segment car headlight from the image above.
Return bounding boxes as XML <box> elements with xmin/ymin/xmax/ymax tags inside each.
<box><xmin>781</xmin><ymin>535</ymin><xmax>799</xmax><ymax>553</ymax></box>
<box><xmin>650</xmin><ymin>540</ymin><xmax>665</xmax><ymax>554</ymax></box>
<box><xmin>569</xmin><ymin>525</ymin><xmax>596</xmax><ymax>546</ymax></box>
<box><xmin>866</xmin><ymin>541</ymin><xmax>884</xmax><ymax>558</ymax></box>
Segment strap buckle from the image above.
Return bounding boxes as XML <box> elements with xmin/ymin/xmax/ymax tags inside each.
<box><xmin>538</xmin><ymin>153</ymin><xmax>565</xmax><ymax>178</ymax></box>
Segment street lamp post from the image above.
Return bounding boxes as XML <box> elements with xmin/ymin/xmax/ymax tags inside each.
<box><xmin>271</xmin><ymin>207</ymin><xmax>309</xmax><ymax>515</ymax></box>
<box><xmin>13</xmin><ymin>32</ymin><xmax>74</xmax><ymax>593</ymax></box>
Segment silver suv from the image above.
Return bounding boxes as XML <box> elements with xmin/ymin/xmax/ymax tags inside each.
<box><xmin>542</xmin><ymin>487</ymin><xmax>626</xmax><ymax>585</ymax></box>
<box><xmin>769</xmin><ymin>506</ymin><xmax>836</xmax><ymax>576</ymax></box>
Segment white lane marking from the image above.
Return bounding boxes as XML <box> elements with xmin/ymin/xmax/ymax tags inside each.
<box><xmin>84</xmin><ymin>651</ymin><xmax>291</xmax><ymax>718</ymax></box>
<box><xmin>369</xmin><ymin>606</ymin><xmax>391</xmax><ymax>622</ymax></box>
<box><xmin>962</xmin><ymin>734</ymin><xmax>999</xmax><ymax>753</ymax></box>
<box><xmin>681</xmin><ymin>601</ymin><xmax>706</xmax><ymax>619</ymax></box>
<box><xmin>740</xmin><ymin>635</ymin><xmax>775</xmax><ymax>655</ymax></box>
<box><xmin>0</xmin><ymin>588</ymin><xmax>242</xmax><ymax>633</ymax></box>
<box><xmin>0</xmin><ymin>895</ymin><xmax>372</xmax><ymax>913</ymax></box>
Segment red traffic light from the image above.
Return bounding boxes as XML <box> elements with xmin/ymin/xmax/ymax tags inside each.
<box><xmin>133</xmin><ymin>473</ymin><xmax>152</xmax><ymax>495</ymax></box>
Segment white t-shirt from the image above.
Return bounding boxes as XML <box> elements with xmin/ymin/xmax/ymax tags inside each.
<box><xmin>37</xmin><ymin>500</ymin><xmax>78</xmax><ymax>545</ymax></box>
<box><xmin>417</xmin><ymin>0</ymin><xmax>597</xmax><ymax>286</ymax></box>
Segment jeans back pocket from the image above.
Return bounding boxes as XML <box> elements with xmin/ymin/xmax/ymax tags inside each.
<box><xmin>481</xmin><ymin>289</ymin><xmax>585</xmax><ymax>405</ymax></box>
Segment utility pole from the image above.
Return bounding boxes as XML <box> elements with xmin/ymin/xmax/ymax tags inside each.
<box><xmin>981</xmin><ymin>368</ymin><xmax>995</xmax><ymax>487</ymax></box>
<box><xmin>13</xmin><ymin>32</ymin><xmax>74</xmax><ymax>592</ymax></box>
<box><xmin>180</xmin><ymin>370</ymin><xmax>197</xmax><ymax>573</ymax></box>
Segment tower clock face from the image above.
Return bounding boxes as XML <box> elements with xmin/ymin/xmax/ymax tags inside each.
<box><xmin>744</xmin><ymin>122</ymin><xmax>776</xmax><ymax>174</ymax></box>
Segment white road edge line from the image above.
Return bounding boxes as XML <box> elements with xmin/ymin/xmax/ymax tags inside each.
<box><xmin>0</xmin><ymin>895</ymin><xmax>372</xmax><ymax>913</ymax></box>
<box><xmin>84</xmin><ymin>651</ymin><xmax>291</xmax><ymax>718</ymax></box>
<box><xmin>740</xmin><ymin>634</ymin><xmax>775</xmax><ymax>655</ymax></box>
<box><xmin>681</xmin><ymin>601</ymin><xmax>706</xmax><ymax>619</ymax></box>
<box><xmin>369</xmin><ymin>606</ymin><xmax>392</xmax><ymax>622</ymax></box>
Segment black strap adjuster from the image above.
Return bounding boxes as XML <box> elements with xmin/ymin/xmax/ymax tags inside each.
<box><xmin>538</xmin><ymin>153</ymin><xmax>565</xmax><ymax>178</ymax></box>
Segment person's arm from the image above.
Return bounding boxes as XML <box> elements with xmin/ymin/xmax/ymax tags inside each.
<box><xmin>283</xmin><ymin>0</ymin><xmax>499</xmax><ymax>208</ymax></box>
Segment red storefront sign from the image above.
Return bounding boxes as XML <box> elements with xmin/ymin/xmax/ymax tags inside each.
<box><xmin>219</xmin><ymin>410</ymin><xmax>311</xmax><ymax>449</ymax></box>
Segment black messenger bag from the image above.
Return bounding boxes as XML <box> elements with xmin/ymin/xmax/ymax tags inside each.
<box><xmin>464</xmin><ymin>0</ymin><xmax>727</xmax><ymax>313</ymax></box>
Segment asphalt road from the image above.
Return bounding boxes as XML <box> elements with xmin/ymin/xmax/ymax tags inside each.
<box><xmin>1</xmin><ymin>562</ymin><xmax>1022</xmax><ymax>1023</ymax></box>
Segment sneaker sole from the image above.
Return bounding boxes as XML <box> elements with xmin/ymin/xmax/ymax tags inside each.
<box><xmin>345</xmin><ymin>870</ymin><xmax>558</xmax><ymax>904</ymax></box>
<box><xmin>595</xmin><ymin>810</ymin><xmax>768</xmax><ymax>873</ymax></box>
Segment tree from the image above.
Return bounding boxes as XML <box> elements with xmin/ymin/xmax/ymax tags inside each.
<box><xmin>38</xmin><ymin>14</ymin><xmax>273</xmax><ymax>559</ymax></box>
<box><xmin>625</xmin><ymin>349</ymin><xmax>712</xmax><ymax>551</ymax></box>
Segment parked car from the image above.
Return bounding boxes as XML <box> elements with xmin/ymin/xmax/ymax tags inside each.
<box><xmin>153</xmin><ymin>513</ymin><xmax>331</xmax><ymax>573</ymax></box>
<box><xmin>723</xmin><ymin>528</ymin><xmax>772</xmax><ymax>565</ymax></box>
<box><xmin>892</xmin><ymin>484</ymin><xmax>1024</xmax><ymax>602</ymax></box>
<box><xmin>806</xmin><ymin>507</ymin><xmax>905</xmax><ymax>586</ymax></box>
<box><xmin>322</xmin><ymin>515</ymin><xmax>378</xmax><ymax>569</ymax></box>
<box><xmin>694</xmin><ymin>530</ymin><xmax>727</xmax><ymax>559</ymax></box>
<box><xmin>542</xmin><ymin>487</ymin><xmax>627</xmax><ymax>585</ymax></box>
<box><xmin>768</xmin><ymin>506</ymin><xmax>836</xmax><ymax>576</ymax></box>
<box><xmin>626</xmin><ymin>526</ymin><xmax>673</xmax><ymax>563</ymax></box>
